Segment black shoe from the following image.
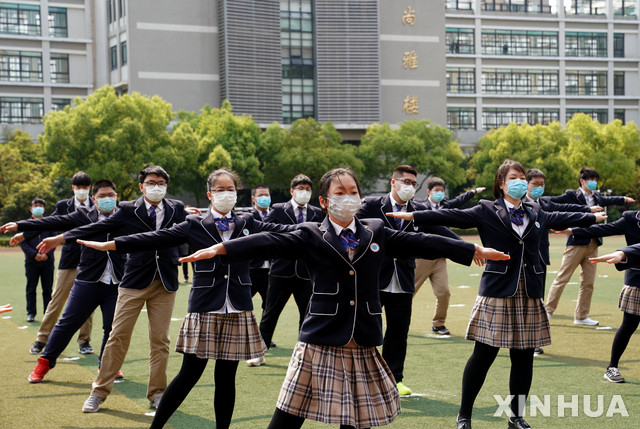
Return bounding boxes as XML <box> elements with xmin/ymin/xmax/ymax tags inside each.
<box><xmin>508</xmin><ymin>417</ymin><xmax>531</xmax><ymax>429</ymax></box>
<box><xmin>534</xmin><ymin>347</ymin><xmax>544</xmax><ymax>355</ymax></box>
<box><xmin>457</xmin><ymin>415</ymin><xmax>471</xmax><ymax>429</ymax></box>
<box><xmin>269</xmin><ymin>341</ymin><xmax>277</xmax><ymax>349</ymax></box>
<box><xmin>79</xmin><ymin>342</ymin><xmax>95</xmax><ymax>354</ymax></box>
<box><xmin>30</xmin><ymin>341</ymin><xmax>45</xmax><ymax>355</ymax></box>
<box><xmin>432</xmin><ymin>325</ymin><xmax>451</xmax><ymax>335</ymax></box>
<box><xmin>27</xmin><ymin>314</ymin><xmax>35</xmax><ymax>322</ymax></box>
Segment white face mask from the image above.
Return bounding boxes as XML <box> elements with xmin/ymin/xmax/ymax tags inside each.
<box><xmin>328</xmin><ymin>194</ymin><xmax>362</xmax><ymax>223</ymax></box>
<box><xmin>293</xmin><ymin>189</ymin><xmax>312</xmax><ymax>206</ymax></box>
<box><xmin>144</xmin><ymin>185</ymin><xmax>167</xmax><ymax>203</ymax></box>
<box><xmin>212</xmin><ymin>191</ymin><xmax>237</xmax><ymax>213</ymax></box>
<box><xmin>396</xmin><ymin>183</ymin><xmax>416</xmax><ymax>202</ymax></box>
<box><xmin>74</xmin><ymin>188</ymin><xmax>90</xmax><ymax>201</ymax></box>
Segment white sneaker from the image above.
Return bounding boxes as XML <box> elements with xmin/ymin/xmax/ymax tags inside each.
<box><xmin>247</xmin><ymin>356</ymin><xmax>265</xmax><ymax>366</ymax></box>
<box><xmin>82</xmin><ymin>395</ymin><xmax>105</xmax><ymax>413</ymax></box>
<box><xmin>150</xmin><ymin>394</ymin><xmax>162</xmax><ymax>409</ymax></box>
<box><xmin>574</xmin><ymin>317</ymin><xmax>599</xmax><ymax>326</ymax></box>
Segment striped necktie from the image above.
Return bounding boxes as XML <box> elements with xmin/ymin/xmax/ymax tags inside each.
<box><xmin>148</xmin><ymin>204</ymin><xmax>158</xmax><ymax>229</ymax></box>
<box><xmin>339</xmin><ymin>229</ymin><xmax>359</xmax><ymax>251</ymax></box>
<box><xmin>297</xmin><ymin>206</ymin><xmax>304</xmax><ymax>223</ymax></box>
<box><xmin>394</xmin><ymin>204</ymin><xmax>404</xmax><ymax>229</ymax></box>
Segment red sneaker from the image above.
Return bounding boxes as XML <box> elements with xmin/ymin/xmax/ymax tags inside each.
<box><xmin>115</xmin><ymin>370</ymin><xmax>124</xmax><ymax>379</ymax></box>
<box><xmin>28</xmin><ymin>357</ymin><xmax>50</xmax><ymax>383</ymax></box>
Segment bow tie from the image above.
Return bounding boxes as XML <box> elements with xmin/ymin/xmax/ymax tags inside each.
<box><xmin>508</xmin><ymin>207</ymin><xmax>525</xmax><ymax>226</ymax></box>
<box><xmin>339</xmin><ymin>229</ymin><xmax>359</xmax><ymax>251</ymax></box>
<box><xmin>214</xmin><ymin>216</ymin><xmax>235</xmax><ymax>232</ymax></box>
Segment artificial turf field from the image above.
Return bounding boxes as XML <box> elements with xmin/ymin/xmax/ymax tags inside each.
<box><xmin>1</xmin><ymin>235</ymin><xmax>639</xmax><ymax>428</ymax></box>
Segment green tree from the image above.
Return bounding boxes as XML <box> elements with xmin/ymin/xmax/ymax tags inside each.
<box><xmin>357</xmin><ymin>120</ymin><xmax>465</xmax><ymax>191</ymax></box>
<box><xmin>39</xmin><ymin>86</ymin><xmax>177</xmax><ymax>200</ymax></box>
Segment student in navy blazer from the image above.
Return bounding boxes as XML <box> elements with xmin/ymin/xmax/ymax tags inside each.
<box><xmin>252</xmin><ymin>174</ymin><xmax>322</xmax><ymax>366</ymax></box>
<box><xmin>177</xmin><ymin>168</ymin><xmax>507</xmax><ymax>429</ymax></box>
<box><xmin>388</xmin><ymin>160</ymin><xmax>605</xmax><ymax>429</ymax></box>
<box><xmin>545</xmin><ymin>167</ymin><xmax>634</xmax><ymax>325</ymax></box>
<box><xmin>77</xmin><ymin>169</ymin><xmax>295</xmax><ymax>429</ymax></box>
<box><xmin>248</xmin><ymin>184</ymin><xmax>272</xmax><ymax>316</ymax></box>
<box><xmin>2</xmin><ymin>180</ymin><xmax>126</xmax><ymax>384</ymax></box>
<box><xmin>561</xmin><ymin>211</ymin><xmax>640</xmax><ymax>383</ymax></box>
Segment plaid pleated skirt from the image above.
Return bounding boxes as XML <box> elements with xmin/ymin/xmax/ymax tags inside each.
<box><xmin>175</xmin><ymin>311</ymin><xmax>266</xmax><ymax>360</ymax></box>
<box><xmin>276</xmin><ymin>341</ymin><xmax>401</xmax><ymax>428</ymax></box>
<box><xmin>466</xmin><ymin>277</ymin><xmax>551</xmax><ymax>349</ymax></box>
<box><xmin>619</xmin><ymin>285</ymin><xmax>640</xmax><ymax>315</ymax></box>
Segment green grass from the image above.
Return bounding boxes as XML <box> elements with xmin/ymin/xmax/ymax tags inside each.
<box><xmin>1</xmin><ymin>235</ymin><xmax>639</xmax><ymax>428</ymax></box>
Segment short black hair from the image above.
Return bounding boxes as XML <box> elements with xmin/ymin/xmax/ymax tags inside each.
<box><xmin>319</xmin><ymin>168</ymin><xmax>362</xmax><ymax>200</ymax></box>
<box><xmin>392</xmin><ymin>165</ymin><xmax>418</xmax><ymax>179</ymax></box>
<box><xmin>493</xmin><ymin>160</ymin><xmax>526</xmax><ymax>199</ymax></box>
<box><xmin>526</xmin><ymin>168</ymin><xmax>546</xmax><ymax>182</ymax></box>
<box><xmin>31</xmin><ymin>197</ymin><xmax>45</xmax><ymax>206</ymax></box>
<box><xmin>92</xmin><ymin>179</ymin><xmax>117</xmax><ymax>195</ymax></box>
<box><xmin>291</xmin><ymin>174</ymin><xmax>312</xmax><ymax>189</ymax></box>
<box><xmin>427</xmin><ymin>177</ymin><xmax>446</xmax><ymax>190</ymax></box>
<box><xmin>579</xmin><ymin>167</ymin><xmax>600</xmax><ymax>186</ymax></box>
<box><xmin>207</xmin><ymin>169</ymin><xmax>242</xmax><ymax>191</ymax></box>
<box><xmin>71</xmin><ymin>171</ymin><xmax>91</xmax><ymax>187</ymax></box>
<box><xmin>251</xmin><ymin>184</ymin><xmax>269</xmax><ymax>197</ymax></box>
<box><xmin>139</xmin><ymin>165</ymin><xmax>169</xmax><ymax>184</ymax></box>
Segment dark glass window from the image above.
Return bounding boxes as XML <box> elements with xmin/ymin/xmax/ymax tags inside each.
<box><xmin>482</xmin><ymin>108</ymin><xmax>558</xmax><ymax>129</ymax></box>
<box><xmin>110</xmin><ymin>45</ymin><xmax>117</xmax><ymax>70</ymax></box>
<box><xmin>614</xmin><ymin>33</ymin><xmax>625</xmax><ymax>58</ymax></box>
<box><xmin>565</xmin><ymin>32</ymin><xmax>606</xmax><ymax>57</ymax></box>
<box><xmin>0</xmin><ymin>97</ymin><xmax>44</xmax><ymax>123</ymax></box>
<box><xmin>50</xmin><ymin>53</ymin><xmax>69</xmax><ymax>83</ymax></box>
<box><xmin>482</xmin><ymin>30</ymin><xmax>558</xmax><ymax>56</ymax></box>
<box><xmin>565</xmin><ymin>1</ymin><xmax>607</xmax><ymax>15</ymax></box>
<box><xmin>0</xmin><ymin>50</ymin><xmax>42</xmax><ymax>81</ymax></box>
<box><xmin>121</xmin><ymin>41</ymin><xmax>127</xmax><ymax>65</ymax></box>
<box><xmin>614</xmin><ymin>109</ymin><xmax>625</xmax><ymax>123</ymax></box>
<box><xmin>51</xmin><ymin>98</ymin><xmax>71</xmax><ymax>111</ymax></box>
<box><xmin>446</xmin><ymin>28</ymin><xmax>474</xmax><ymax>54</ymax></box>
<box><xmin>48</xmin><ymin>7</ymin><xmax>67</xmax><ymax>37</ymax></box>
<box><xmin>447</xmin><ymin>107</ymin><xmax>476</xmax><ymax>130</ymax></box>
<box><xmin>480</xmin><ymin>0</ymin><xmax>553</xmax><ymax>13</ymax></box>
<box><xmin>614</xmin><ymin>71</ymin><xmax>625</xmax><ymax>96</ymax></box>
<box><xmin>482</xmin><ymin>69</ymin><xmax>558</xmax><ymax>95</ymax></box>
<box><xmin>565</xmin><ymin>71</ymin><xmax>607</xmax><ymax>95</ymax></box>
<box><xmin>447</xmin><ymin>68</ymin><xmax>475</xmax><ymax>93</ymax></box>
<box><xmin>0</xmin><ymin>3</ymin><xmax>40</xmax><ymax>36</ymax></box>
<box><xmin>118</xmin><ymin>0</ymin><xmax>124</xmax><ymax>18</ymax></box>
<box><xmin>567</xmin><ymin>109</ymin><xmax>607</xmax><ymax>123</ymax></box>
<box><xmin>614</xmin><ymin>0</ymin><xmax>638</xmax><ymax>16</ymax></box>
<box><xmin>446</xmin><ymin>0</ymin><xmax>473</xmax><ymax>11</ymax></box>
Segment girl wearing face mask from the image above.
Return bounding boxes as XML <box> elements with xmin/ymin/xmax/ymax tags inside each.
<box><xmin>387</xmin><ymin>160</ymin><xmax>607</xmax><ymax>429</ymax></box>
<box><xmin>77</xmin><ymin>169</ymin><xmax>294</xmax><ymax>429</ymax></box>
<box><xmin>178</xmin><ymin>168</ymin><xmax>509</xmax><ymax>429</ymax></box>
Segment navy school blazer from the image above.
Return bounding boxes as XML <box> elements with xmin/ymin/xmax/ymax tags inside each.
<box><xmin>64</xmin><ymin>197</ymin><xmax>188</xmax><ymax>292</ymax></box>
<box><xmin>412</xmin><ymin>199</ymin><xmax>597</xmax><ymax>299</ymax></box>
<box><xmin>113</xmin><ymin>210</ymin><xmax>295</xmax><ymax>313</ymax></box>
<box><xmin>549</xmin><ymin>189</ymin><xmax>626</xmax><ymax>246</ymax></box>
<box><xmin>264</xmin><ymin>201</ymin><xmax>323</xmax><ymax>279</ymax></box>
<box><xmin>572</xmin><ymin>211</ymin><xmax>640</xmax><ymax>287</ymax></box>
<box><xmin>356</xmin><ymin>194</ymin><xmax>461</xmax><ymax>293</ymax></box>
<box><xmin>250</xmin><ymin>207</ymin><xmax>270</xmax><ymax>270</ymax></box>
<box><xmin>17</xmin><ymin>207</ymin><xmax>125</xmax><ymax>283</ymax></box>
<box><xmin>222</xmin><ymin>216</ymin><xmax>475</xmax><ymax>347</ymax></box>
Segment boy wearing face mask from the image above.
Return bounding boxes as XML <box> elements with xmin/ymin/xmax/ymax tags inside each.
<box><xmin>546</xmin><ymin>168</ymin><xmax>634</xmax><ymax>326</ymax></box>
<box><xmin>249</xmin><ymin>185</ymin><xmax>272</xmax><ymax>319</ymax></box>
<box><xmin>413</xmin><ymin>178</ymin><xmax>485</xmax><ymax>336</ymax></box>
<box><xmin>20</xmin><ymin>198</ymin><xmax>56</xmax><ymax>323</ymax></box>
<box><xmin>247</xmin><ymin>174</ymin><xmax>322</xmax><ymax>366</ymax></box>
<box><xmin>1</xmin><ymin>180</ymin><xmax>127</xmax><ymax>384</ymax></box>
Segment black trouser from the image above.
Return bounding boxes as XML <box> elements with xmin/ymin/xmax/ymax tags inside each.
<box><xmin>379</xmin><ymin>291</ymin><xmax>413</xmax><ymax>383</ymax></box>
<box><xmin>250</xmin><ymin>267</ymin><xmax>269</xmax><ymax>311</ymax></box>
<box><xmin>259</xmin><ymin>275</ymin><xmax>312</xmax><ymax>347</ymax></box>
<box><xmin>25</xmin><ymin>261</ymin><xmax>54</xmax><ymax>315</ymax></box>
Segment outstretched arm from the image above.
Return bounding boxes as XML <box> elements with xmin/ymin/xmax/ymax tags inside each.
<box><xmin>589</xmin><ymin>251</ymin><xmax>626</xmax><ymax>265</ymax></box>
<box><xmin>179</xmin><ymin>243</ymin><xmax>227</xmax><ymax>262</ymax></box>
<box><xmin>76</xmin><ymin>240</ymin><xmax>116</xmax><ymax>252</ymax></box>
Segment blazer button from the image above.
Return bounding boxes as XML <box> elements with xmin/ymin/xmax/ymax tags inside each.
<box><xmin>519</xmin><ymin>240</ymin><xmax>523</xmax><ymax>244</ymax></box>
<box><xmin>224</xmin><ymin>275</ymin><xmax>228</xmax><ymax>279</ymax></box>
<box><xmin>349</xmin><ymin>300</ymin><xmax>355</xmax><ymax>306</ymax></box>
<box><xmin>349</xmin><ymin>270</ymin><xmax>355</xmax><ymax>275</ymax></box>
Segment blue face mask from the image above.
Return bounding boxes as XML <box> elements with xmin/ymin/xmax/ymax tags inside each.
<box><xmin>431</xmin><ymin>191</ymin><xmax>445</xmax><ymax>203</ymax></box>
<box><xmin>31</xmin><ymin>206</ymin><xmax>44</xmax><ymax>216</ymax></box>
<box><xmin>506</xmin><ymin>179</ymin><xmax>527</xmax><ymax>199</ymax></box>
<box><xmin>530</xmin><ymin>186</ymin><xmax>545</xmax><ymax>199</ymax></box>
<box><xmin>96</xmin><ymin>197</ymin><xmax>117</xmax><ymax>212</ymax></box>
<box><xmin>586</xmin><ymin>180</ymin><xmax>598</xmax><ymax>191</ymax></box>
<box><xmin>255</xmin><ymin>196</ymin><xmax>271</xmax><ymax>209</ymax></box>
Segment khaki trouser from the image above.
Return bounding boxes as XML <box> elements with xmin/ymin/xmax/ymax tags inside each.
<box><xmin>545</xmin><ymin>240</ymin><xmax>598</xmax><ymax>320</ymax></box>
<box><xmin>414</xmin><ymin>258</ymin><xmax>450</xmax><ymax>327</ymax></box>
<box><xmin>37</xmin><ymin>268</ymin><xmax>93</xmax><ymax>345</ymax></box>
<box><xmin>91</xmin><ymin>278</ymin><xmax>175</xmax><ymax>402</ymax></box>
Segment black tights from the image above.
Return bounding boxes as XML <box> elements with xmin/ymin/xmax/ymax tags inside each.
<box><xmin>266</xmin><ymin>408</ymin><xmax>365</xmax><ymax>429</ymax></box>
<box><xmin>150</xmin><ymin>354</ymin><xmax>239</xmax><ymax>429</ymax></box>
<box><xmin>609</xmin><ymin>311</ymin><xmax>640</xmax><ymax>368</ymax></box>
<box><xmin>458</xmin><ymin>341</ymin><xmax>534</xmax><ymax>420</ymax></box>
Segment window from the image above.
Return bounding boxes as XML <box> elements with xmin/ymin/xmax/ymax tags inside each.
<box><xmin>51</xmin><ymin>98</ymin><xmax>70</xmax><ymax>111</ymax></box>
<box><xmin>0</xmin><ymin>97</ymin><xmax>43</xmax><ymax>123</ymax></box>
<box><xmin>446</xmin><ymin>0</ymin><xmax>473</xmax><ymax>11</ymax></box>
<box><xmin>447</xmin><ymin>107</ymin><xmax>476</xmax><ymax>130</ymax></box>
<box><xmin>614</xmin><ymin>71</ymin><xmax>625</xmax><ymax>95</ymax></box>
<box><xmin>107</xmin><ymin>0</ymin><xmax>116</xmax><ymax>23</ymax></box>
<box><xmin>614</xmin><ymin>0</ymin><xmax>637</xmax><ymax>16</ymax></box>
<box><xmin>0</xmin><ymin>50</ymin><xmax>42</xmax><ymax>82</ymax></box>
<box><xmin>482</xmin><ymin>69</ymin><xmax>558</xmax><ymax>95</ymax></box>
<box><xmin>0</xmin><ymin>3</ymin><xmax>40</xmax><ymax>36</ymax></box>
<box><xmin>614</xmin><ymin>33</ymin><xmax>625</xmax><ymax>58</ymax></box>
<box><xmin>110</xmin><ymin>46</ymin><xmax>117</xmax><ymax>70</ymax></box>
<box><xmin>565</xmin><ymin>32</ymin><xmax>606</xmax><ymax>57</ymax></box>
<box><xmin>48</xmin><ymin>7</ymin><xmax>67</xmax><ymax>37</ymax></box>
<box><xmin>614</xmin><ymin>109</ymin><xmax>625</xmax><ymax>123</ymax></box>
<box><xmin>481</xmin><ymin>0</ymin><xmax>552</xmax><ymax>13</ymax></box>
<box><xmin>482</xmin><ymin>108</ymin><xmax>558</xmax><ymax>129</ymax></box>
<box><xmin>447</xmin><ymin>68</ymin><xmax>475</xmax><ymax>93</ymax></box>
<box><xmin>118</xmin><ymin>0</ymin><xmax>124</xmax><ymax>18</ymax></box>
<box><xmin>50</xmin><ymin>54</ymin><xmax>69</xmax><ymax>83</ymax></box>
<box><xmin>121</xmin><ymin>41</ymin><xmax>127</xmax><ymax>65</ymax></box>
<box><xmin>482</xmin><ymin>30</ymin><xmax>558</xmax><ymax>56</ymax></box>
<box><xmin>281</xmin><ymin>0</ymin><xmax>315</xmax><ymax>124</ymax></box>
<box><xmin>446</xmin><ymin>28</ymin><xmax>474</xmax><ymax>54</ymax></box>
<box><xmin>565</xmin><ymin>70</ymin><xmax>607</xmax><ymax>95</ymax></box>
<box><xmin>567</xmin><ymin>109</ymin><xmax>607</xmax><ymax>123</ymax></box>
<box><xmin>566</xmin><ymin>1</ymin><xmax>606</xmax><ymax>15</ymax></box>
